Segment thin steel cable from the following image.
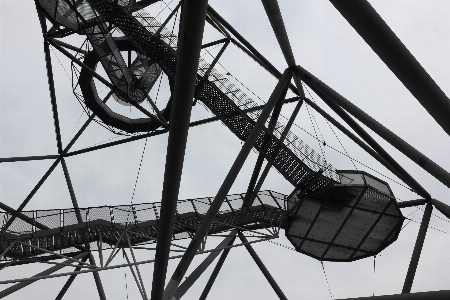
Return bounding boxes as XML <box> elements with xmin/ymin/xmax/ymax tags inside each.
<box><xmin>415</xmin><ymin>206</ymin><xmax>450</xmax><ymax>224</ymax></box>
<box><xmin>373</xmin><ymin>255</ymin><xmax>376</xmax><ymax>296</ymax></box>
<box><xmin>154</xmin><ymin>0</ymin><xmax>175</xmax><ymax>19</ymax></box>
<box><xmin>123</xmin><ymin>252</ymin><xmax>129</xmax><ymax>300</ymax></box>
<box><xmin>406</xmin><ymin>218</ymin><xmax>450</xmax><ymax>235</ymax></box>
<box><xmin>401</xmin><ymin>206</ymin><xmax>422</xmax><ymax>231</ymax></box>
<box><xmin>129</xmin><ymin>14</ymin><xmax>175</xmax><ymax>206</ymax></box>
<box><xmin>50</xmin><ymin>45</ymin><xmax>90</xmax><ymax>140</ymax></box>
<box><xmin>50</xmin><ymin>46</ymin><xmax>71</xmax><ymax>80</ymax></box>
<box><xmin>321</xmin><ymin>261</ymin><xmax>333</xmax><ymax>300</ymax></box>
<box><xmin>303</xmin><ymin>83</ymin><xmax>357</xmax><ymax>170</ymax></box>
<box><xmin>130</xmin><ymin>137</ymin><xmax>149</xmax><ymax>204</ymax></box>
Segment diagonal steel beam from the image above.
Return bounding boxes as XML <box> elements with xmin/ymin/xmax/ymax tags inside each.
<box><xmin>0</xmin><ymin>202</ymin><xmax>48</xmax><ymax>231</ymax></box>
<box><xmin>329</xmin><ymin>0</ymin><xmax>450</xmax><ymax>138</ymax></box>
<box><xmin>123</xmin><ymin>249</ymin><xmax>147</xmax><ymax>300</ymax></box>
<box><xmin>198</xmin><ymin>237</ymin><xmax>234</xmax><ymax>300</ymax></box>
<box><xmin>125</xmin><ymin>234</ymin><xmax>148</xmax><ymax>300</ymax></box>
<box><xmin>62</xmin><ymin>154</ymin><xmax>107</xmax><ymax>299</ymax></box>
<box><xmin>260</xmin><ymin>0</ymin><xmax>295</xmax><ymax>67</ymax></box>
<box><xmin>0</xmin><ymin>251</ymin><xmax>86</xmax><ymax>268</ymax></box>
<box><xmin>245</xmin><ymin>95</ymin><xmax>303</xmax><ymax>209</ymax></box>
<box><xmin>0</xmin><ymin>252</ymin><xmax>88</xmax><ymax>299</ymax></box>
<box><xmin>37</xmin><ymin>9</ymin><xmax>63</xmax><ymax>155</ymax></box>
<box><xmin>89</xmin><ymin>254</ymin><xmax>107</xmax><ymax>300</ymax></box>
<box><xmin>163</xmin><ymin>68</ymin><xmax>292</xmax><ymax>300</ymax></box>
<box><xmin>398</xmin><ymin>199</ymin><xmax>428</xmax><ymax>209</ymax></box>
<box><xmin>0</xmin><ymin>237</ymin><xmax>275</xmax><ymax>286</ymax></box>
<box><xmin>150</xmin><ymin>0</ymin><xmax>210</xmax><ymax>298</ymax></box>
<box><xmin>245</xmin><ymin>76</ymin><xmax>289</xmax><ymax>201</ymax></box>
<box><xmin>207</xmin><ymin>6</ymin><xmax>281</xmax><ymax>82</ymax></box>
<box><xmin>65</xmin><ymin>129</ymin><xmax>167</xmax><ymax>157</ymax></box>
<box><xmin>402</xmin><ymin>204</ymin><xmax>433</xmax><ymax>293</ymax></box>
<box><xmin>208</xmin><ymin>4</ymin><xmax>450</xmax><ymax>190</ymax></box>
<box><xmin>430</xmin><ymin>199</ymin><xmax>450</xmax><ymax>220</ymax></box>
<box><xmin>337</xmin><ymin>290</ymin><xmax>450</xmax><ymax>300</ymax></box>
<box><xmin>0</xmin><ymin>155</ymin><xmax>59</xmax><ymax>163</ymax></box>
<box><xmin>61</xmin><ymin>158</ymin><xmax>82</xmax><ymax>222</ymax></box>
<box><xmin>173</xmin><ymin>231</ymin><xmax>237</xmax><ymax>300</ymax></box>
<box><xmin>55</xmin><ymin>256</ymin><xmax>90</xmax><ymax>300</ymax></box>
<box><xmin>238</xmin><ymin>233</ymin><xmax>287</xmax><ymax>300</ymax></box>
<box><xmin>1</xmin><ymin>157</ymin><xmax>61</xmax><ymax>233</ymax></box>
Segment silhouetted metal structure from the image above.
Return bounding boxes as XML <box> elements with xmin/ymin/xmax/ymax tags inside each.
<box><xmin>0</xmin><ymin>0</ymin><xmax>448</xmax><ymax>299</ymax></box>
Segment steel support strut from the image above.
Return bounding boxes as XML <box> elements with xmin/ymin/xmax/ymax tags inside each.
<box><xmin>209</xmin><ymin>3</ymin><xmax>450</xmax><ymax>190</ymax></box>
<box><xmin>150</xmin><ymin>0</ymin><xmax>210</xmax><ymax>299</ymax></box>
<box><xmin>173</xmin><ymin>231</ymin><xmax>237</xmax><ymax>300</ymax></box>
<box><xmin>198</xmin><ymin>238</ymin><xmax>234</xmax><ymax>300</ymax></box>
<box><xmin>402</xmin><ymin>204</ymin><xmax>433</xmax><ymax>293</ymax></box>
<box><xmin>55</xmin><ymin>256</ymin><xmax>90</xmax><ymax>300</ymax></box>
<box><xmin>238</xmin><ymin>233</ymin><xmax>287</xmax><ymax>300</ymax></box>
<box><xmin>0</xmin><ymin>253</ymin><xmax>88</xmax><ymax>299</ymax></box>
<box><xmin>261</xmin><ymin>0</ymin><xmax>295</xmax><ymax>67</ymax></box>
<box><xmin>89</xmin><ymin>254</ymin><xmax>107</xmax><ymax>300</ymax></box>
<box><xmin>430</xmin><ymin>199</ymin><xmax>450</xmax><ymax>220</ymax></box>
<box><xmin>62</xmin><ymin>155</ymin><xmax>106</xmax><ymax>299</ymax></box>
<box><xmin>249</xmin><ymin>98</ymin><xmax>304</xmax><ymax>203</ymax></box>
<box><xmin>37</xmin><ymin>6</ymin><xmax>63</xmax><ymax>154</ymax></box>
<box><xmin>163</xmin><ymin>69</ymin><xmax>293</xmax><ymax>300</ymax></box>
<box><xmin>245</xmin><ymin>77</ymin><xmax>289</xmax><ymax>201</ymax></box>
<box><xmin>337</xmin><ymin>290</ymin><xmax>450</xmax><ymax>300</ymax></box>
<box><xmin>329</xmin><ymin>0</ymin><xmax>450</xmax><ymax>138</ymax></box>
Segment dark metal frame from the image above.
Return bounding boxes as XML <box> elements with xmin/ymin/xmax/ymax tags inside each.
<box><xmin>0</xmin><ymin>0</ymin><xmax>448</xmax><ymax>299</ymax></box>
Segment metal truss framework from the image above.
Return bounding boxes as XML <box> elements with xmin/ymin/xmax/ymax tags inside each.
<box><xmin>0</xmin><ymin>0</ymin><xmax>449</xmax><ymax>299</ymax></box>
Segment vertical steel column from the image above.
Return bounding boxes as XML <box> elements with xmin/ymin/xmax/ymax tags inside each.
<box><xmin>150</xmin><ymin>0</ymin><xmax>209</xmax><ymax>299</ymax></box>
<box><xmin>402</xmin><ymin>203</ymin><xmax>433</xmax><ymax>293</ymax></box>
<box><xmin>329</xmin><ymin>0</ymin><xmax>450</xmax><ymax>138</ymax></box>
<box><xmin>163</xmin><ymin>69</ymin><xmax>292</xmax><ymax>300</ymax></box>
<box><xmin>198</xmin><ymin>238</ymin><xmax>234</xmax><ymax>300</ymax></box>
<box><xmin>0</xmin><ymin>253</ymin><xmax>88</xmax><ymax>299</ymax></box>
<box><xmin>238</xmin><ymin>233</ymin><xmax>287</xmax><ymax>300</ymax></box>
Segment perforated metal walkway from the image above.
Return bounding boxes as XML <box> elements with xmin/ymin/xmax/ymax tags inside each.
<box><xmin>0</xmin><ymin>191</ymin><xmax>285</xmax><ymax>258</ymax></box>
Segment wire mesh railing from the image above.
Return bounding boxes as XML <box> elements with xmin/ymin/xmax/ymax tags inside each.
<box><xmin>0</xmin><ymin>191</ymin><xmax>285</xmax><ymax>257</ymax></box>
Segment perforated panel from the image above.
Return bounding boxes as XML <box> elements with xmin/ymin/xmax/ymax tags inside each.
<box><xmin>286</xmin><ymin>171</ymin><xmax>404</xmax><ymax>262</ymax></box>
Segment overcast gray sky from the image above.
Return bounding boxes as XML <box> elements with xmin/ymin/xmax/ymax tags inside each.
<box><xmin>1</xmin><ymin>0</ymin><xmax>450</xmax><ymax>299</ymax></box>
